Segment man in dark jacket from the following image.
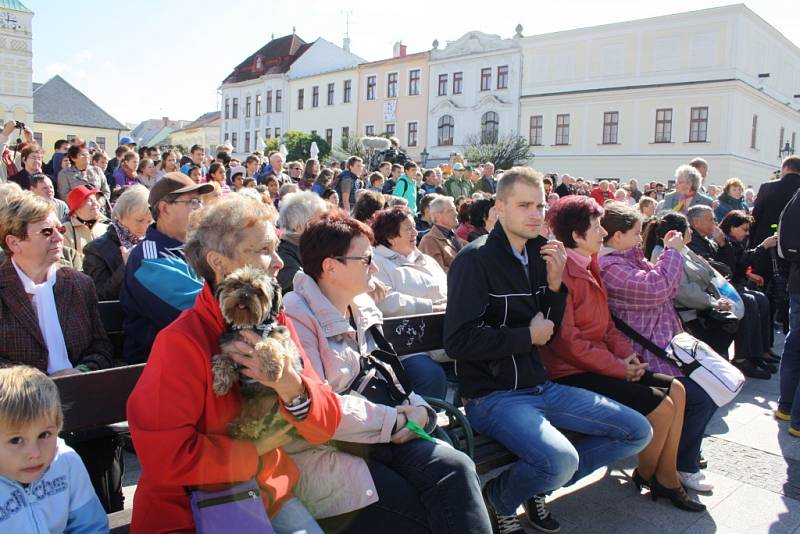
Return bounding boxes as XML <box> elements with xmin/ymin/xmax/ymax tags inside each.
<box><xmin>751</xmin><ymin>157</ymin><xmax>800</xmax><ymax>251</ymax></box>
<box><xmin>444</xmin><ymin>167</ymin><xmax>652</xmax><ymax>534</ymax></box>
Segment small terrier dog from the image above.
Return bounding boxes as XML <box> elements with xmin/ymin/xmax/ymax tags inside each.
<box><xmin>211</xmin><ymin>266</ymin><xmax>303</xmax><ymax>441</ymax></box>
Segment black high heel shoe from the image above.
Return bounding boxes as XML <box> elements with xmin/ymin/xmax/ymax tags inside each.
<box><xmin>650</xmin><ymin>479</ymin><xmax>706</xmax><ymax>512</ymax></box>
<box><xmin>631</xmin><ymin>469</ymin><xmax>650</xmax><ymax>491</ymax></box>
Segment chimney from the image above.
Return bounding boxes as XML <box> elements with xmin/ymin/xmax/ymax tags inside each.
<box><xmin>392</xmin><ymin>41</ymin><xmax>407</xmax><ymax>58</ymax></box>
<box><xmin>162</xmin><ymin>116</ymin><xmax>169</xmax><ymax>126</ymax></box>
<box><xmin>343</xmin><ymin>36</ymin><xmax>351</xmax><ymax>52</ymax></box>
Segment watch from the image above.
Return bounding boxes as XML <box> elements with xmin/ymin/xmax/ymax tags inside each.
<box><xmin>284</xmin><ymin>388</ymin><xmax>309</xmax><ymax>408</ymax></box>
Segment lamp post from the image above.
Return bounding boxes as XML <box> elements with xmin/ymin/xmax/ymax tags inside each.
<box><xmin>420</xmin><ymin>147</ymin><xmax>429</xmax><ymax>166</ymax></box>
<box><xmin>780</xmin><ymin>141</ymin><xmax>794</xmax><ymax>160</ymax></box>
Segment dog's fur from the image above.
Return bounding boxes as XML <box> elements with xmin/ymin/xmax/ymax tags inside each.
<box><xmin>211</xmin><ymin>266</ymin><xmax>303</xmax><ymax>441</ymax></box>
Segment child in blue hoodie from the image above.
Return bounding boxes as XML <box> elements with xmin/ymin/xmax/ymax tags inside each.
<box><xmin>0</xmin><ymin>366</ymin><xmax>107</xmax><ymax>533</ymax></box>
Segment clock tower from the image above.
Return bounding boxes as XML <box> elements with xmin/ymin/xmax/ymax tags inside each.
<box><xmin>0</xmin><ymin>0</ymin><xmax>33</xmax><ymax>126</ymax></box>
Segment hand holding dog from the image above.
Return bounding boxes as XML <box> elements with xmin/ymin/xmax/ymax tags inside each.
<box><xmin>254</xmin><ymin>425</ymin><xmax>293</xmax><ymax>456</ymax></box>
<box><xmin>227</xmin><ymin>330</ymin><xmax>305</xmax><ymax>404</ymax></box>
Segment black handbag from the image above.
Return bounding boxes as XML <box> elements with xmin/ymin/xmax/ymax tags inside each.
<box><xmin>700</xmin><ymin>308</ymin><xmax>740</xmax><ymax>334</ymax></box>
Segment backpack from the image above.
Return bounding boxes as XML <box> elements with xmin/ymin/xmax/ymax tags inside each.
<box><xmin>777</xmin><ymin>188</ymin><xmax>800</xmax><ymax>263</ymax></box>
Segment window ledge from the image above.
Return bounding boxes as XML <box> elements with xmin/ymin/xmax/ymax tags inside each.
<box><xmin>649</xmin><ymin>141</ymin><xmax>675</xmax><ymax>145</ymax></box>
<box><xmin>551</xmin><ymin>144</ymin><xmax>571</xmax><ymax>147</ymax></box>
<box><xmin>683</xmin><ymin>141</ymin><xmax>710</xmax><ymax>144</ymax></box>
<box><xmin>597</xmin><ymin>143</ymin><xmax>621</xmax><ymax>146</ymax></box>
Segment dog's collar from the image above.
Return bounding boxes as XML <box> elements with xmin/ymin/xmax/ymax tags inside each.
<box><xmin>230</xmin><ymin>322</ymin><xmax>276</xmax><ymax>337</ymax></box>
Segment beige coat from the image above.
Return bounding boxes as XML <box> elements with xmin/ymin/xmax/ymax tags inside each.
<box><xmin>371</xmin><ymin>245</ymin><xmax>447</xmax><ymax>317</ymax></box>
<box><xmin>418</xmin><ymin>224</ymin><xmax>466</xmax><ymax>273</ymax></box>
<box><xmin>62</xmin><ymin>217</ymin><xmax>108</xmax><ymax>271</ymax></box>
<box><xmin>283</xmin><ymin>271</ymin><xmax>434</xmax><ymax>519</ymax></box>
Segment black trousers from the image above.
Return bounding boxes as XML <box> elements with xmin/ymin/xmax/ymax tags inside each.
<box><xmin>63</xmin><ymin>427</ymin><xmax>125</xmax><ymax>513</ymax></box>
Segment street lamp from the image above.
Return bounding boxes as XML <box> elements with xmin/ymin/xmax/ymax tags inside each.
<box><xmin>780</xmin><ymin>141</ymin><xmax>794</xmax><ymax>160</ymax></box>
<box><xmin>420</xmin><ymin>147</ymin><xmax>429</xmax><ymax>166</ymax></box>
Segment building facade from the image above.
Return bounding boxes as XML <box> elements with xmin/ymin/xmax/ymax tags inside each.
<box><xmin>0</xmin><ymin>0</ymin><xmax>33</xmax><ymax>125</ymax></box>
<box><xmin>517</xmin><ymin>4</ymin><xmax>800</xmax><ymax>187</ymax></box>
<box><xmin>168</xmin><ymin>111</ymin><xmax>221</xmax><ymax>154</ymax></box>
<box><xmin>287</xmin><ymin>38</ymin><xmax>364</xmax><ymax>152</ymax></box>
<box><xmin>426</xmin><ymin>30</ymin><xmax>523</xmax><ymax>165</ymax></box>
<box><xmin>356</xmin><ymin>45</ymin><xmax>429</xmax><ymax>161</ymax></box>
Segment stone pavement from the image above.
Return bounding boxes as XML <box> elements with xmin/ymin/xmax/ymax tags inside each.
<box><xmin>121</xmin><ymin>334</ymin><xmax>800</xmax><ymax>533</ymax></box>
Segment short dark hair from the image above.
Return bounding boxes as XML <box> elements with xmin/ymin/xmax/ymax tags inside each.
<box><xmin>469</xmin><ymin>198</ymin><xmax>496</xmax><ymax>229</ymax></box>
<box><xmin>54</xmin><ymin>139</ymin><xmax>68</xmax><ymax>151</ymax></box>
<box><xmin>190</xmin><ymin>144</ymin><xmax>204</xmax><ymax>154</ymax></box>
<box><xmin>379</xmin><ymin>161</ymin><xmax>391</xmax><ymax>170</ymax></box>
<box><xmin>299</xmin><ymin>212</ymin><xmax>374</xmax><ymax>281</ymax></box>
<box><xmin>719</xmin><ymin>209</ymin><xmax>752</xmax><ymax>235</ymax></box>
<box><xmin>369</xmin><ymin>172</ymin><xmax>384</xmax><ymax>186</ymax></box>
<box><xmin>245</xmin><ymin>155</ymin><xmax>259</xmax><ymax>165</ymax></box>
<box><xmin>66</xmin><ymin>144</ymin><xmax>88</xmax><ymax>163</ymax></box>
<box><xmin>209</xmin><ymin>162</ymin><xmax>224</xmax><ymax>176</ymax></box>
<box><xmin>353</xmin><ymin>190</ymin><xmax>386</xmax><ymax>222</ymax></box>
<box><xmin>216</xmin><ymin>152</ymin><xmax>231</xmax><ymax>165</ymax></box>
<box><xmin>404</xmin><ymin>161</ymin><xmax>418</xmax><ymax>172</ymax></box>
<box><xmin>391</xmin><ymin>164</ymin><xmax>402</xmax><ymax>173</ymax></box>
<box><xmin>422</xmin><ymin>169</ymin><xmax>435</xmax><ymax>181</ymax></box>
<box><xmin>600</xmin><ymin>201</ymin><xmax>641</xmax><ymax>243</ymax></box>
<box><xmin>115</xmin><ymin>145</ymin><xmax>129</xmax><ymax>158</ymax></box>
<box><xmin>346</xmin><ymin>156</ymin><xmax>362</xmax><ymax>170</ymax></box>
<box><xmin>545</xmin><ymin>196</ymin><xmax>604</xmax><ymax>248</ymax></box>
<box><xmin>496</xmin><ymin>167</ymin><xmax>543</xmax><ymax>201</ymax></box>
<box><xmin>21</xmin><ymin>145</ymin><xmax>42</xmax><ymax>161</ymax></box>
<box><xmin>29</xmin><ymin>173</ymin><xmax>50</xmax><ymax>188</ymax></box>
<box><xmin>370</xmin><ymin>206</ymin><xmax>412</xmax><ymax>247</ymax></box>
<box><xmin>782</xmin><ymin>155</ymin><xmax>800</xmax><ymax>174</ymax></box>
<box><xmin>642</xmin><ymin>212</ymin><xmax>688</xmax><ymax>259</ymax></box>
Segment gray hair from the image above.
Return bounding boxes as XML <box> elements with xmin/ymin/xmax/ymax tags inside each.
<box><xmin>428</xmin><ymin>195</ymin><xmax>455</xmax><ymax>216</ymax></box>
<box><xmin>686</xmin><ymin>204</ymin><xmax>713</xmax><ymax>224</ymax></box>
<box><xmin>675</xmin><ymin>164</ymin><xmax>702</xmax><ymax>191</ymax></box>
<box><xmin>277</xmin><ymin>191</ymin><xmax>326</xmax><ymax>232</ymax></box>
<box><xmin>237</xmin><ymin>188</ymin><xmax>263</xmax><ymax>203</ymax></box>
<box><xmin>279</xmin><ymin>183</ymin><xmax>299</xmax><ymax>198</ymax></box>
<box><xmin>385</xmin><ymin>195</ymin><xmax>408</xmax><ymax>207</ymax></box>
<box><xmin>112</xmin><ymin>185</ymin><xmax>150</xmax><ymax>221</ymax></box>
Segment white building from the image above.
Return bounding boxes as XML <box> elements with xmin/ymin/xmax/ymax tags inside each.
<box><xmin>220</xmin><ymin>33</ymin><xmax>309</xmax><ymax>157</ymax></box>
<box><xmin>427</xmin><ymin>30</ymin><xmax>523</xmax><ymax>165</ymax></box>
<box><xmin>518</xmin><ymin>4</ymin><xmax>800</xmax><ymax>188</ymax></box>
<box><xmin>287</xmin><ymin>38</ymin><xmax>364</xmax><ymax>151</ymax></box>
<box><xmin>0</xmin><ymin>0</ymin><xmax>33</xmax><ymax>125</ymax></box>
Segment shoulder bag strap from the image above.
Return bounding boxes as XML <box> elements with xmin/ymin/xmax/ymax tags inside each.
<box><xmin>368</xmin><ymin>324</ymin><xmax>414</xmax><ymax>400</ymax></box>
<box><xmin>611</xmin><ymin>315</ymin><xmax>677</xmax><ymax>366</ymax></box>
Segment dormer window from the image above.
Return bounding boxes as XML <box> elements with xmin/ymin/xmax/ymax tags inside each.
<box><xmin>255</xmin><ymin>56</ymin><xmax>264</xmax><ymax>70</ymax></box>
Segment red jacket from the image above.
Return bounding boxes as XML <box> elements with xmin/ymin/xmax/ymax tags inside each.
<box><xmin>127</xmin><ymin>284</ymin><xmax>341</xmax><ymax>534</ymax></box>
<box><xmin>590</xmin><ymin>187</ymin><xmax>612</xmax><ymax>206</ymax></box>
<box><xmin>540</xmin><ymin>254</ymin><xmax>634</xmax><ymax>380</ymax></box>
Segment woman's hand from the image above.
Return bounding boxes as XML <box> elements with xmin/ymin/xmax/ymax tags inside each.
<box><xmin>622</xmin><ymin>354</ymin><xmax>648</xmax><ymax>382</ymax></box>
<box><xmin>253</xmin><ymin>425</ymin><xmax>293</xmax><ymax>456</ymax></box>
<box><xmin>367</xmin><ymin>277</ymin><xmax>388</xmax><ymax>303</ymax></box>
<box><xmin>226</xmin><ymin>330</ymin><xmax>305</xmax><ymax>403</ymax></box>
<box><xmin>664</xmin><ymin>230</ymin><xmax>685</xmax><ymax>251</ymax></box>
<box><xmin>390</xmin><ymin>405</ymin><xmax>429</xmax><ymax>444</ymax></box>
<box><xmin>716</xmin><ymin>298</ymin><xmax>732</xmax><ymax>312</ymax></box>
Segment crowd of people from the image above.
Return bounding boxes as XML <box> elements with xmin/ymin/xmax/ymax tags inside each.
<box><xmin>1</xmin><ymin>116</ymin><xmax>799</xmax><ymax>534</ymax></box>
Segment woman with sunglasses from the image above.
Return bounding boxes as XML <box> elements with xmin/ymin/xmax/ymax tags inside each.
<box><xmin>283</xmin><ymin>212</ymin><xmax>491</xmax><ymax>534</ymax></box>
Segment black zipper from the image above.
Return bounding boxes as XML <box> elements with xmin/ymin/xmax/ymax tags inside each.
<box><xmin>196</xmin><ymin>488</ymin><xmax>260</xmax><ymax>508</ymax></box>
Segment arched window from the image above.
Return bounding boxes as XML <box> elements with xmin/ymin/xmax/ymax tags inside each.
<box><xmin>438</xmin><ymin>115</ymin><xmax>454</xmax><ymax>146</ymax></box>
<box><xmin>481</xmin><ymin>111</ymin><xmax>499</xmax><ymax>144</ymax></box>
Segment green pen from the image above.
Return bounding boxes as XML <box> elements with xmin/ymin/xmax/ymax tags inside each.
<box><xmin>405</xmin><ymin>420</ymin><xmax>436</xmax><ymax>442</ymax></box>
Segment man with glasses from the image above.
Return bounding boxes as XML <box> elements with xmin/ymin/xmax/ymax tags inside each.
<box><xmin>120</xmin><ymin>172</ymin><xmax>213</xmax><ymax>363</ymax></box>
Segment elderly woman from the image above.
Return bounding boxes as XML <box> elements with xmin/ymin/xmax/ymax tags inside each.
<box><xmin>276</xmin><ymin>191</ymin><xmax>328</xmax><ymax>294</ymax></box>
<box><xmin>658</xmin><ymin>165</ymin><xmax>714</xmax><ymax>214</ymax></box>
<box><xmin>127</xmin><ymin>196</ymin><xmax>341</xmax><ymax>534</ymax></box>
<box><xmin>284</xmin><ymin>213</ymin><xmax>491</xmax><ymax>534</ymax></box>
<box><xmin>369</xmin><ymin>206</ymin><xmax>449</xmax><ymax>399</ymax></box>
<box><xmin>541</xmin><ymin>197</ymin><xmax>701</xmax><ymax>512</ymax></box>
<box><xmin>598</xmin><ymin>202</ymin><xmax>718</xmax><ymax>494</ymax></box>
<box><xmin>83</xmin><ymin>185</ymin><xmax>151</xmax><ymax>300</ymax></box>
<box><xmin>62</xmin><ymin>185</ymin><xmax>109</xmax><ymax>271</ymax></box>
<box><xmin>57</xmin><ymin>144</ymin><xmax>111</xmax><ymax>205</ymax></box>
<box><xmin>714</xmin><ymin>177</ymin><xmax>749</xmax><ymax>221</ymax></box>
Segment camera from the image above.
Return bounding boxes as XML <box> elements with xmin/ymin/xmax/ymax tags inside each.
<box><xmin>14</xmin><ymin>121</ymin><xmax>24</xmax><ymax>129</ymax></box>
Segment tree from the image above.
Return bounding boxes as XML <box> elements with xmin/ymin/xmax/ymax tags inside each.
<box><xmin>463</xmin><ymin>133</ymin><xmax>533</xmax><ymax>170</ymax></box>
<box><xmin>262</xmin><ymin>131</ymin><xmax>331</xmax><ymax>162</ymax></box>
<box><xmin>329</xmin><ymin>132</ymin><xmax>368</xmax><ymax>164</ymax></box>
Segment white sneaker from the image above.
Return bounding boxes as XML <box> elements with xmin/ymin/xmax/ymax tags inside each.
<box><xmin>678</xmin><ymin>470</ymin><xmax>714</xmax><ymax>492</ymax></box>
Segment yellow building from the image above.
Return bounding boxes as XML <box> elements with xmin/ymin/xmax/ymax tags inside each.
<box><xmin>32</xmin><ymin>75</ymin><xmax>127</xmax><ymax>158</ymax></box>
<box><xmin>167</xmin><ymin>111</ymin><xmax>221</xmax><ymax>153</ymax></box>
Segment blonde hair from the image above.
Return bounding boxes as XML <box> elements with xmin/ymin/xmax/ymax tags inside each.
<box><xmin>112</xmin><ymin>184</ymin><xmax>150</xmax><ymax>221</ymax></box>
<box><xmin>0</xmin><ymin>366</ymin><xmax>63</xmax><ymax>431</ymax></box>
<box><xmin>0</xmin><ymin>191</ymin><xmax>55</xmax><ymax>256</ymax></box>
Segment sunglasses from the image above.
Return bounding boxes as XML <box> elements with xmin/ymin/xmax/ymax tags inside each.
<box><xmin>35</xmin><ymin>225</ymin><xmax>66</xmax><ymax>238</ymax></box>
<box><xmin>333</xmin><ymin>254</ymin><xmax>373</xmax><ymax>266</ymax></box>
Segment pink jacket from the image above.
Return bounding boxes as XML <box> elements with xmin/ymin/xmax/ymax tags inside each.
<box><xmin>597</xmin><ymin>246</ymin><xmax>684</xmax><ymax>376</ymax></box>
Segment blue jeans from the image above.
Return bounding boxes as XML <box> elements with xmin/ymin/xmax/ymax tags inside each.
<box><xmin>465</xmin><ymin>381</ymin><xmax>652</xmax><ymax>516</ymax></box>
<box><xmin>402</xmin><ymin>353</ymin><xmax>447</xmax><ymax>400</ymax></box>
<box><xmin>675</xmin><ymin>377</ymin><xmax>717</xmax><ymax>473</ymax></box>
<box><xmin>272</xmin><ymin>497</ymin><xmax>324</xmax><ymax>534</ymax></box>
<box><xmin>779</xmin><ymin>294</ymin><xmax>800</xmax><ymax>427</ymax></box>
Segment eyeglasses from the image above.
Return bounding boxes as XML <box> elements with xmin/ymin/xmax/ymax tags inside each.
<box><xmin>333</xmin><ymin>254</ymin><xmax>372</xmax><ymax>266</ymax></box>
<box><xmin>34</xmin><ymin>225</ymin><xmax>66</xmax><ymax>238</ymax></box>
<box><xmin>170</xmin><ymin>198</ymin><xmax>204</xmax><ymax>210</ymax></box>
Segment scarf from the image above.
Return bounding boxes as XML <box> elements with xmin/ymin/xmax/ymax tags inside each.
<box><xmin>12</xmin><ymin>260</ymin><xmax>72</xmax><ymax>374</ymax></box>
<box><xmin>673</xmin><ymin>193</ymin><xmax>694</xmax><ymax>214</ymax></box>
<box><xmin>113</xmin><ymin>219</ymin><xmax>140</xmax><ymax>250</ymax></box>
<box><xmin>566</xmin><ymin>247</ymin><xmax>592</xmax><ymax>270</ymax></box>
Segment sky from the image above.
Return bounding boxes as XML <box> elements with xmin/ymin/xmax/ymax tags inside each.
<box><xmin>26</xmin><ymin>0</ymin><xmax>800</xmax><ymax>127</ymax></box>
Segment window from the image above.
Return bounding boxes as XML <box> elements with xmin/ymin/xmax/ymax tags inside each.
<box><xmin>407</xmin><ymin>121</ymin><xmax>418</xmax><ymax>147</ymax></box>
<box><xmin>342</xmin><ymin>127</ymin><xmax>350</xmax><ymax>149</ymax></box>
<box><xmin>274</xmin><ymin>128</ymin><xmax>281</xmax><ymax>139</ymax></box>
<box><xmin>529</xmin><ymin>115</ymin><xmax>543</xmax><ymax>146</ymax></box>
<box><xmin>366</xmin><ymin>76</ymin><xmax>376</xmax><ymax>100</ymax></box>
<box><xmin>275</xmin><ymin>90</ymin><xmax>282</xmax><ymax>112</ymax></box>
<box><xmin>751</xmin><ymin>114</ymin><xmax>758</xmax><ymax>149</ymax></box>
<box><xmin>385</xmin><ymin>123</ymin><xmax>396</xmax><ymax>137</ymax></box>
<box><xmin>231</xmin><ymin>132</ymin><xmax>237</xmax><ymax>150</ymax></box>
<box><xmin>438</xmin><ymin>74</ymin><xmax>448</xmax><ymax>96</ymax></box>
<box><xmin>654</xmin><ymin>108</ymin><xmax>672</xmax><ymax>143</ymax></box>
<box><xmin>95</xmin><ymin>136</ymin><xmax>105</xmax><ymax>150</ymax></box>
<box><xmin>408</xmin><ymin>69</ymin><xmax>420</xmax><ymax>96</ymax></box>
<box><xmin>497</xmin><ymin>65</ymin><xmax>508</xmax><ymax>89</ymax></box>
<box><xmin>453</xmin><ymin>72</ymin><xmax>463</xmax><ymax>94</ymax></box>
<box><xmin>481</xmin><ymin>111</ymin><xmax>499</xmax><ymax>144</ymax></box>
<box><xmin>232</xmin><ymin>98</ymin><xmax>238</xmax><ymax>118</ymax></box>
<box><xmin>245</xmin><ymin>96</ymin><xmax>251</xmax><ymax>118</ymax></box>
<box><xmin>555</xmin><ymin>114</ymin><xmax>570</xmax><ymax>145</ymax></box>
<box><xmin>602</xmin><ymin>111</ymin><xmax>619</xmax><ymax>144</ymax></box>
<box><xmin>224</xmin><ymin>133</ymin><xmax>229</xmax><ymax>143</ymax></box>
<box><xmin>793</xmin><ymin>132</ymin><xmax>796</xmax><ymax>151</ymax></box>
<box><xmin>67</xmin><ymin>134</ymin><xmax>76</xmax><ymax>142</ymax></box>
<box><xmin>344</xmin><ymin>80</ymin><xmax>352</xmax><ymax>103</ymax></box>
<box><xmin>266</xmin><ymin>91</ymin><xmax>273</xmax><ymax>113</ymax></box>
<box><xmin>480</xmin><ymin>68</ymin><xmax>491</xmax><ymax>91</ymax></box>
<box><xmin>365</xmin><ymin>125</ymin><xmax>375</xmax><ymax>136</ymax></box>
<box><xmin>265</xmin><ymin>128</ymin><xmax>271</xmax><ymax>139</ymax></box>
<box><xmin>255</xmin><ymin>94</ymin><xmax>262</xmax><ymax>116</ymax></box>
<box><xmin>325</xmin><ymin>128</ymin><xmax>333</xmax><ymax>146</ymax></box>
<box><xmin>327</xmin><ymin>83</ymin><xmax>335</xmax><ymax>105</ymax></box>
<box><xmin>224</xmin><ymin>98</ymin><xmax>230</xmax><ymax>119</ymax></box>
<box><xmin>387</xmin><ymin>72</ymin><xmax>398</xmax><ymax>98</ymax></box>
<box><xmin>438</xmin><ymin>115</ymin><xmax>454</xmax><ymax>146</ymax></box>
<box><xmin>312</xmin><ymin>86</ymin><xmax>319</xmax><ymax>108</ymax></box>
<box><xmin>244</xmin><ymin>132</ymin><xmax>251</xmax><ymax>152</ymax></box>
<box><xmin>297</xmin><ymin>89</ymin><xmax>304</xmax><ymax>110</ymax></box>
<box><xmin>689</xmin><ymin>107</ymin><xmax>708</xmax><ymax>142</ymax></box>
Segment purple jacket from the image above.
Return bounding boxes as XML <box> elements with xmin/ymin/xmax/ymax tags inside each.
<box><xmin>597</xmin><ymin>246</ymin><xmax>684</xmax><ymax>375</ymax></box>
<box><xmin>112</xmin><ymin>167</ymin><xmax>136</xmax><ymax>188</ymax></box>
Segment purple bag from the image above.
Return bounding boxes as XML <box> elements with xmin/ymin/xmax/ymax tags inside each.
<box><xmin>188</xmin><ymin>478</ymin><xmax>275</xmax><ymax>534</ymax></box>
